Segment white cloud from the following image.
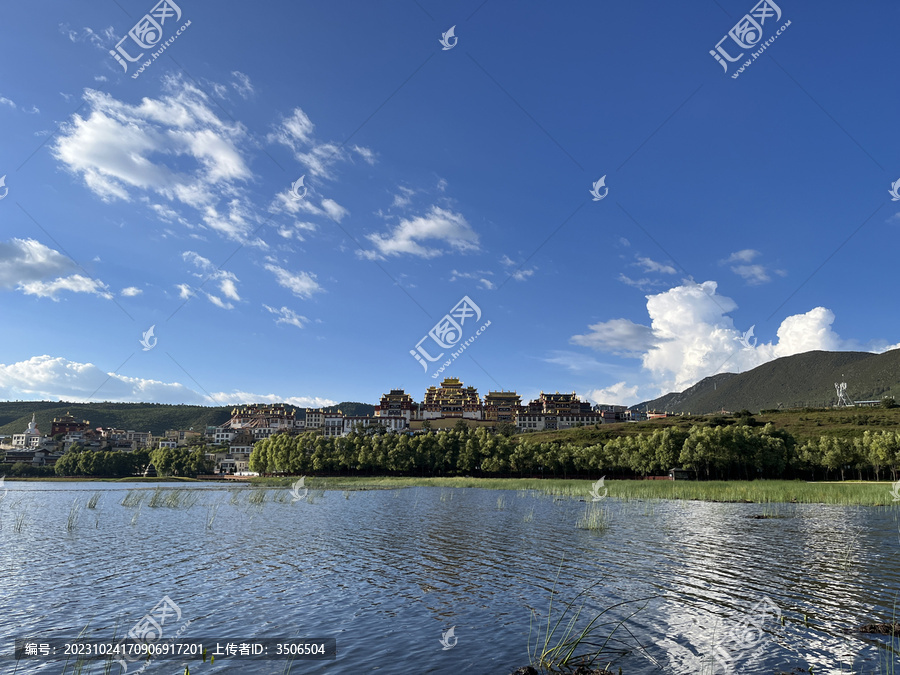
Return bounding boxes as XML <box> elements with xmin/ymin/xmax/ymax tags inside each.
<box><xmin>511</xmin><ymin>268</ymin><xmax>535</xmax><ymax>282</ymax></box>
<box><xmin>321</xmin><ymin>198</ymin><xmax>348</xmax><ymax>222</ymax></box>
<box><xmin>392</xmin><ymin>186</ymin><xmax>415</xmax><ymax>208</ymax></box>
<box><xmin>618</xmin><ymin>273</ymin><xmax>664</xmax><ymax>291</ymax></box>
<box><xmin>0</xmin><ymin>238</ymin><xmax>75</xmax><ymax>287</ymax></box>
<box><xmin>720</xmin><ymin>249</ymin><xmax>783</xmax><ymax>285</ymax></box>
<box><xmin>264</xmin><ymin>304</ymin><xmax>308</xmax><ymax>329</ymax></box>
<box><xmin>0</xmin><ymin>238</ymin><xmax>111</xmax><ymax>300</ymax></box>
<box><xmin>20</xmin><ymin>275</ymin><xmax>113</xmax><ymax>300</ymax></box>
<box><xmin>52</xmin><ymin>80</ymin><xmax>261</xmax><ymax>244</ymax></box>
<box><xmin>362</xmin><ymin>206</ymin><xmax>479</xmax><ymax>259</ymax></box>
<box><xmin>176</xmin><ymin>283</ymin><xmax>193</xmax><ymax>300</ymax></box>
<box><xmin>231</xmin><ymin>71</ymin><xmax>254</xmax><ymax>99</ymax></box>
<box><xmin>585</xmin><ymin>382</ymin><xmax>641</xmax><ymax>406</ymax></box>
<box><xmin>635</xmin><ymin>256</ymin><xmax>677</xmax><ymax>275</ymax></box>
<box><xmin>121</xmin><ymin>286</ymin><xmax>142</xmax><ymax>297</ymax></box>
<box><xmin>731</xmin><ymin>264</ymin><xmax>770</xmax><ymax>284</ymax></box>
<box><xmin>0</xmin><ymin>354</ymin><xmax>334</xmax><ymax>407</ymax></box>
<box><xmin>353</xmin><ymin>145</ymin><xmax>376</xmax><ymax>164</ymax></box>
<box><xmin>571</xmin><ymin>318</ymin><xmax>656</xmax><ymax>356</ymax></box>
<box><xmin>572</xmin><ymin>280</ymin><xmax>850</xmax><ymax>395</ymax></box>
<box><xmin>265</xmin><ymin>263</ymin><xmax>322</xmax><ymax>299</ymax></box>
<box><xmin>0</xmin><ymin>96</ymin><xmax>15</xmax><ymax>108</ymax></box>
<box><xmin>478</xmin><ymin>278</ymin><xmax>495</xmax><ymax>290</ymax></box>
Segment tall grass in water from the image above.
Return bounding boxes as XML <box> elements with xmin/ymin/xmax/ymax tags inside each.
<box><xmin>529</xmin><ymin>564</ymin><xmax>657</xmax><ymax>672</ymax></box>
<box><xmin>86</xmin><ymin>492</ymin><xmax>102</xmax><ymax>509</ymax></box>
<box><xmin>206</xmin><ymin>500</ymin><xmax>222</xmax><ymax>530</ymax></box>
<box><xmin>147</xmin><ymin>488</ymin><xmax>200</xmax><ymax>509</ymax></box>
<box><xmin>121</xmin><ymin>490</ymin><xmax>145</xmax><ymax>508</ymax></box>
<box><xmin>497</xmin><ymin>495</ymin><xmax>506</xmax><ymax>510</ymax></box>
<box><xmin>577</xmin><ymin>503</ymin><xmax>611</xmax><ymax>531</ymax></box>
<box><xmin>66</xmin><ymin>499</ymin><xmax>81</xmax><ymax>532</ymax></box>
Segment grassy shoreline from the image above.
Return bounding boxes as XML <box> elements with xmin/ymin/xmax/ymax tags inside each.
<box><xmin>6</xmin><ymin>475</ymin><xmax>899</xmax><ymax>505</ymax></box>
<box><xmin>247</xmin><ymin>476</ymin><xmax>900</xmax><ymax>506</ymax></box>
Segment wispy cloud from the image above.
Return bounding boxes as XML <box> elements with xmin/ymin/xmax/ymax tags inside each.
<box><xmin>361</xmin><ymin>206</ymin><xmax>479</xmax><ymax>260</ymax></box>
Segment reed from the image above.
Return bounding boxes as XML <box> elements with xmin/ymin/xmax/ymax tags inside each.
<box><xmin>528</xmin><ymin>564</ymin><xmax>657</xmax><ymax>672</ymax></box>
<box><xmin>524</xmin><ymin>506</ymin><xmax>535</xmax><ymax>523</ymax></box>
<box><xmin>497</xmin><ymin>495</ymin><xmax>506</xmax><ymax>510</ymax></box>
<box><xmin>576</xmin><ymin>503</ymin><xmax>611</xmax><ymax>531</ymax></box>
<box><xmin>206</xmin><ymin>500</ymin><xmax>221</xmax><ymax>530</ymax></box>
<box><xmin>121</xmin><ymin>490</ymin><xmax>145</xmax><ymax>508</ymax></box>
<box><xmin>66</xmin><ymin>499</ymin><xmax>81</xmax><ymax>532</ymax></box>
<box><xmin>87</xmin><ymin>492</ymin><xmax>102</xmax><ymax>509</ymax></box>
<box><xmin>248</xmin><ymin>476</ymin><xmax>900</xmax><ymax>506</ymax></box>
<box><xmin>248</xmin><ymin>489</ymin><xmax>267</xmax><ymax>506</ymax></box>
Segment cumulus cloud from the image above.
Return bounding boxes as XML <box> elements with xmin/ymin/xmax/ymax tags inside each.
<box><xmin>265</xmin><ymin>263</ymin><xmax>322</xmax><ymax>299</ymax></box>
<box><xmin>571</xmin><ymin>318</ymin><xmax>656</xmax><ymax>355</ymax></box>
<box><xmin>0</xmin><ymin>355</ymin><xmax>334</xmax><ymax>406</ymax></box>
<box><xmin>51</xmin><ymin>79</ymin><xmax>266</xmax><ymax>245</ymax></box>
<box><xmin>121</xmin><ymin>286</ymin><xmax>142</xmax><ymax>296</ymax></box>
<box><xmin>571</xmin><ymin>280</ymin><xmax>848</xmax><ymax>394</ymax></box>
<box><xmin>0</xmin><ymin>238</ymin><xmax>111</xmax><ymax>300</ymax></box>
<box><xmin>362</xmin><ymin>206</ymin><xmax>479</xmax><ymax>259</ymax></box>
<box><xmin>585</xmin><ymin>382</ymin><xmax>641</xmax><ymax>406</ymax></box>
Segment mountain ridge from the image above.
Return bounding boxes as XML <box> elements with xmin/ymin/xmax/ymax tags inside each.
<box><xmin>633</xmin><ymin>349</ymin><xmax>900</xmax><ymax>414</ymax></box>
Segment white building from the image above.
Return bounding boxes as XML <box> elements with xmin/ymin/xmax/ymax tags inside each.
<box><xmin>12</xmin><ymin>414</ymin><xmax>44</xmax><ymax>448</ymax></box>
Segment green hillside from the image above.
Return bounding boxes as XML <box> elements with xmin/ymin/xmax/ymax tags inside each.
<box><xmin>0</xmin><ymin>402</ymin><xmax>234</xmax><ymax>437</ymax></box>
<box><xmin>634</xmin><ymin>349</ymin><xmax>900</xmax><ymax>414</ymax></box>
<box><xmin>0</xmin><ymin>400</ymin><xmax>377</xmax><ymax>437</ymax></box>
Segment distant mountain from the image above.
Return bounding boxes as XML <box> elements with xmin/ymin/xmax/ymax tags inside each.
<box><xmin>0</xmin><ymin>400</ymin><xmax>378</xmax><ymax>437</ymax></box>
<box><xmin>322</xmin><ymin>401</ymin><xmax>376</xmax><ymax>417</ymax></box>
<box><xmin>0</xmin><ymin>402</ymin><xmax>233</xmax><ymax>437</ymax></box>
<box><xmin>633</xmin><ymin>349</ymin><xmax>900</xmax><ymax>414</ymax></box>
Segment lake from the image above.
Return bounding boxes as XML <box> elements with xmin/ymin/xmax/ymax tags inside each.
<box><xmin>1</xmin><ymin>481</ymin><xmax>899</xmax><ymax>674</ymax></box>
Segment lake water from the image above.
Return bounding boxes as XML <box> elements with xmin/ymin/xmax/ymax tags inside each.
<box><xmin>1</xmin><ymin>481</ymin><xmax>899</xmax><ymax>674</ymax></box>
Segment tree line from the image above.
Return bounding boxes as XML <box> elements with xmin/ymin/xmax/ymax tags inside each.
<box><xmin>52</xmin><ymin>446</ymin><xmax>213</xmax><ymax>477</ymax></box>
<box><xmin>248</xmin><ymin>422</ymin><xmax>900</xmax><ymax>481</ymax></box>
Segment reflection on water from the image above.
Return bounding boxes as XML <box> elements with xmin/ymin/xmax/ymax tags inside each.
<box><xmin>1</xmin><ymin>482</ymin><xmax>899</xmax><ymax>674</ymax></box>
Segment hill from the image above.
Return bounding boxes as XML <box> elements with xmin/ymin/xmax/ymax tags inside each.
<box><xmin>0</xmin><ymin>402</ymin><xmax>234</xmax><ymax>437</ymax></box>
<box><xmin>633</xmin><ymin>349</ymin><xmax>900</xmax><ymax>414</ymax></box>
<box><xmin>322</xmin><ymin>402</ymin><xmax>376</xmax><ymax>417</ymax></box>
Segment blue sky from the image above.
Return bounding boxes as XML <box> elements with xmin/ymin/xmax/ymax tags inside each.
<box><xmin>0</xmin><ymin>0</ymin><xmax>898</xmax><ymax>409</ymax></box>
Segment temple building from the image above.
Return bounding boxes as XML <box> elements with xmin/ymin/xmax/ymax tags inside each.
<box><xmin>50</xmin><ymin>412</ymin><xmax>90</xmax><ymax>437</ymax></box>
<box><xmin>421</xmin><ymin>378</ymin><xmax>483</xmax><ymax>420</ymax></box>
<box><xmin>482</xmin><ymin>391</ymin><xmax>523</xmax><ymax>422</ymax></box>
<box><xmin>374</xmin><ymin>389</ymin><xmax>418</xmax><ymax>423</ymax></box>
